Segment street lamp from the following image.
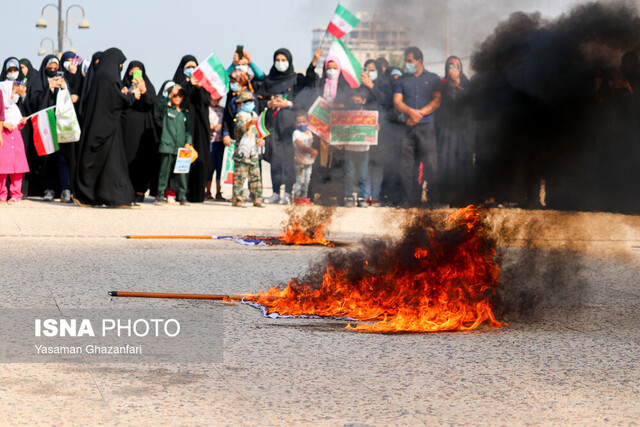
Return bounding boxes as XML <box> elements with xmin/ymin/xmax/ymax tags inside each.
<box><xmin>35</xmin><ymin>1</ymin><xmax>90</xmax><ymax>56</ymax></box>
<box><xmin>37</xmin><ymin>38</ymin><xmax>56</xmax><ymax>56</ymax></box>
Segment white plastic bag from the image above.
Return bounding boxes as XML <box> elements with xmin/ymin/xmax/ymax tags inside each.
<box><xmin>55</xmin><ymin>88</ymin><xmax>81</xmax><ymax>143</ymax></box>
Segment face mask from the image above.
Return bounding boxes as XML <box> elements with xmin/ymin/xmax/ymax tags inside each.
<box><xmin>63</xmin><ymin>62</ymin><xmax>71</xmax><ymax>72</ymax></box>
<box><xmin>326</xmin><ymin>68</ymin><xmax>339</xmax><ymax>80</ymax></box>
<box><xmin>230</xmin><ymin>82</ymin><xmax>241</xmax><ymax>93</ymax></box>
<box><xmin>183</xmin><ymin>67</ymin><xmax>195</xmax><ymax>77</ymax></box>
<box><xmin>296</xmin><ymin>124</ymin><xmax>308</xmax><ymax>132</ymax></box>
<box><xmin>45</xmin><ymin>68</ymin><xmax>57</xmax><ymax>78</ymax></box>
<box><xmin>11</xmin><ymin>94</ymin><xmax>19</xmax><ymax>104</ymax></box>
<box><xmin>162</xmin><ymin>91</ymin><xmax>169</xmax><ymax>99</ymax></box>
<box><xmin>6</xmin><ymin>71</ymin><xmax>19</xmax><ymax>80</ymax></box>
<box><xmin>240</xmin><ymin>102</ymin><xmax>255</xmax><ymax>113</ymax></box>
<box><xmin>237</xmin><ymin>65</ymin><xmax>249</xmax><ymax>74</ymax></box>
<box><xmin>369</xmin><ymin>71</ymin><xmax>378</xmax><ymax>81</ymax></box>
<box><xmin>405</xmin><ymin>63</ymin><xmax>417</xmax><ymax>74</ymax></box>
<box><xmin>275</xmin><ymin>61</ymin><xmax>289</xmax><ymax>72</ymax></box>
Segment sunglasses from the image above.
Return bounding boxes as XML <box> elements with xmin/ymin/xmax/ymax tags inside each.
<box><xmin>171</xmin><ymin>93</ymin><xmax>184</xmax><ymax>98</ymax></box>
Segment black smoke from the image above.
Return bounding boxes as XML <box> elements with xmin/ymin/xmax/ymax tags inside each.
<box><xmin>470</xmin><ymin>1</ymin><xmax>640</xmax><ymax>213</ymax></box>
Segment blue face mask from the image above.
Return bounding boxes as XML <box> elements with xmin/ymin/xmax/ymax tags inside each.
<box><xmin>405</xmin><ymin>63</ymin><xmax>417</xmax><ymax>74</ymax></box>
<box><xmin>240</xmin><ymin>102</ymin><xmax>255</xmax><ymax>113</ymax></box>
<box><xmin>296</xmin><ymin>124</ymin><xmax>308</xmax><ymax>132</ymax></box>
<box><xmin>230</xmin><ymin>82</ymin><xmax>241</xmax><ymax>93</ymax></box>
<box><xmin>162</xmin><ymin>91</ymin><xmax>169</xmax><ymax>99</ymax></box>
<box><xmin>183</xmin><ymin>67</ymin><xmax>195</xmax><ymax>77</ymax></box>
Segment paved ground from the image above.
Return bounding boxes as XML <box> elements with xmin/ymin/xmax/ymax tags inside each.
<box><xmin>0</xmin><ymin>198</ymin><xmax>639</xmax><ymax>426</ymax></box>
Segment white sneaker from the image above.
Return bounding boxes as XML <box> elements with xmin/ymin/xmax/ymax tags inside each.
<box><xmin>264</xmin><ymin>193</ymin><xmax>280</xmax><ymax>204</ymax></box>
<box><xmin>279</xmin><ymin>192</ymin><xmax>291</xmax><ymax>205</ymax></box>
<box><xmin>167</xmin><ymin>196</ymin><xmax>176</xmax><ymax>204</ymax></box>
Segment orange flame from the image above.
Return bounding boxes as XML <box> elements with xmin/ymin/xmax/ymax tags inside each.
<box><xmin>247</xmin><ymin>206</ymin><xmax>505</xmax><ymax>333</ymax></box>
<box><xmin>277</xmin><ymin>207</ymin><xmax>335</xmax><ymax>246</ymax></box>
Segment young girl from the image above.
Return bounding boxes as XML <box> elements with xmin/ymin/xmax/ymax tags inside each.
<box><xmin>292</xmin><ymin>111</ymin><xmax>317</xmax><ymax>205</ymax></box>
<box><xmin>0</xmin><ymin>81</ymin><xmax>29</xmax><ymax>204</ymax></box>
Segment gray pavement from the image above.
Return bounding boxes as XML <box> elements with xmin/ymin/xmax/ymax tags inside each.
<box><xmin>0</xmin><ymin>199</ymin><xmax>639</xmax><ymax>425</ymax></box>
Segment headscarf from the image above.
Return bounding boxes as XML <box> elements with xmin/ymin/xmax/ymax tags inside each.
<box><xmin>229</xmin><ymin>69</ymin><xmax>253</xmax><ymax>93</ymax></box>
<box><xmin>19</xmin><ymin>58</ymin><xmax>37</xmax><ymax>80</ymax></box>
<box><xmin>443</xmin><ymin>56</ymin><xmax>469</xmax><ymax>87</ymax></box>
<box><xmin>0</xmin><ymin>81</ymin><xmax>22</xmax><ymax>126</ymax></box>
<box><xmin>262</xmin><ymin>48</ymin><xmax>297</xmax><ymax>95</ymax></box>
<box><xmin>78</xmin><ymin>51</ymin><xmax>103</xmax><ymax>119</ymax></box>
<box><xmin>157</xmin><ymin>79</ymin><xmax>174</xmax><ymax>98</ymax></box>
<box><xmin>37</xmin><ymin>54</ymin><xmax>60</xmax><ymax>92</ymax></box>
<box><xmin>122</xmin><ymin>60</ymin><xmax>157</xmax><ymax>99</ymax></box>
<box><xmin>323</xmin><ymin>55</ymin><xmax>341</xmax><ymax>101</ymax></box>
<box><xmin>61</xmin><ymin>51</ymin><xmax>76</xmax><ymax>64</ymax></box>
<box><xmin>172</xmin><ymin>55</ymin><xmax>198</xmax><ymax>87</ymax></box>
<box><xmin>0</xmin><ymin>57</ymin><xmax>25</xmax><ymax>81</ymax></box>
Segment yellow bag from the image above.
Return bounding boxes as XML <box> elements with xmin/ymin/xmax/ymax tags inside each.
<box><xmin>185</xmin><ymin>144</ymin><xmax>198</xmax><ymax>163</ymax></box>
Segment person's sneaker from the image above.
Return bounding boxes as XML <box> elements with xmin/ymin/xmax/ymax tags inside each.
<box><xmin>61</xmin><ymin>189</ymin><xmax>72</xmax><ymax>203</ymax></box>
<box><xmin>204</xmin><ymin>191</ymin><xmax>213</xmax><ymax>200</ymax></box>
<box><xmin>233</xmin><ymin>200</ymin><xmax>247</xmax><ymax>208</ymax></box>
<box><xmin>357</xmin><ymin>198</ymin><xmax>370</xmax><ymax>207</ymax></box>
<box><xmin>302</xmin><ymin>197</ymin><xmax>314</xmax><ymax>205</ymax></box>
<box><xmin>43</xmin><ymin>189</ymin><xmax>54</xmax><ymax>202</ymax></box>
<box><xmin>215</xmin><ymin>192</ymin><xmax>226</xmax><ymax>201</ymax></box>
<box><xmin>135</xmin><ymin>193</ymin><xmax>145</xmax><ymax>203</ymax></box>
<box><xmin>253</xmin><ymin>199</ymin><xmax>266</xmax><ymax>208</ymax></box>
<box><xmin>154</xmin><ymin>197</ymin><xmax>166</xmax><ymax>206</ymax></box>
<box><xmin>279</xmin><ymin>192</ymin><xmax>291</xmax><ymax>205</ymax></box>
<box><xmin>294</xmin><ymin>197</ymin><xmax>305</xmax><ymax>205</ymax></box>
<box><xmin>7</xmin><ymin>198</ymin><xmax>20</xmax><ymax>205</ymax></box>
<box><xmin>369</xmin><ymin>198</ymin><xmax>381</xmax><ymax>207</ymax></box>
<box><xmin>344</xmin><ymin>196</ymin><xmax>356</xmax><ymax>207</ymax></box>
<box><xmin>179</xmin><ymin>199</ymin><xmax>190</xmax><ymax>206</ymax></box>
<box><xmin>264</xmin><ymin>193</ymin><xmax>280</xmax><ymax>204</ymax></box>
<box><xmin>167</xmin><ymin>195</ymin><xmax>176</xmax><ymax>204</ymax></box>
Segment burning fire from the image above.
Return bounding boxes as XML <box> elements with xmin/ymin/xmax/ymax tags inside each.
<box><xmin>277</xmin><ymin>207</ymin><xmax>335</xmax><ymax>247</ymax></box>
<box><xmin>246</xmin><ymin>206</ymin><xmax>505</xmax><ymax>332</ymax></box>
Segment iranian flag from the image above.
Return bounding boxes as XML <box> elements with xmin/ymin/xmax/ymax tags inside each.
<box><xmin>256</xmin><ymin>109</ymin><xmax>270</xmax><ymax>139</ymax></box>
<box><xmin>192</xmin><ymin>52</ymin><xmax>229</xmax><ymax>99</ymax></box>
<box><xmin>31</xmin><ymin>107</ymin><xmax>59</xmax><ymax>156</ymax></box>
<box><xmin>328</xmin><ymin>38</ymin><xmax>361</xmax><ymax>88</ymax></box>
<box><xmin>327</xmin><ymin>4</ymin><xmax>360</xmax><ymax>39</ymax></box>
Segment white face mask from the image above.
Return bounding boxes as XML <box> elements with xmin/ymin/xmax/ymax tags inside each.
<box><xmin>11</xmin><ymin>94</ymin><xmax>20</xmax><ymax>104</ymax></box>
<box><xmin>369</xmin><ymin>71</ymin><xmax>378</xmax><ymax>81</ymax></box>
<box><xmin>63</xmin><ymin>61</ymin><xmax>71</xmax><ymax>72</ymax></box>
<box><xmin>325</xmin><ymin>68</ymin><xmax>339</xmax><ymax>80</ymax></box>
<box><xmin>275</xmin><ymin>61</ymin><xmax>289</xmax><ymax>72</ymax></box>
<box><xmin>237</xmin><ymin>64</ymin><xmax>249</xmax><ymax>74</ymax></box>
<box><xmin>6</xmin><ymin>71</ymin><xmax>19</xmax><ymax>80</ymax></box>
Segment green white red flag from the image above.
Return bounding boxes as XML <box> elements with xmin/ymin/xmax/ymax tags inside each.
<box><xmin>327</xmin><ymin>4</ymin><xmax>360</xmax><ymax>39</ymax></box>
<box><xmin>31</xmin><ymin>107</ymin><xmax>59</xmax><ymax>156</ymax></box>
<box><xmin>193</xmin><ymin>53</ymin><xmax>229</xmax><ymax>99</ymax></box>
<box><xmin>328</xmin><ymin>37</ymin><xmax>361</xmax><ymax>88</ymax></box>
<box><xmin>256</xmin><ymin>109</ymin><xmax>270</xmax><ymax>139</ymax></box>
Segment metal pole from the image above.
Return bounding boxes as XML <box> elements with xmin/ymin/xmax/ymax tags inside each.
<box><xmin>57</xmin><ymin>0</ymin><xmax>63</xmax><ymax>55</ymax></box>
<box><xmin>445</xmin><ymin>0</ymin><xmax>450</xmax><ymax>59</ymax></box>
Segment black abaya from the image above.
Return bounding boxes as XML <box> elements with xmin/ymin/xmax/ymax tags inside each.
<box><xmin>74</xmin><ymin>48</ymin><xmax>137</xmax><ymax>206</ymax></box>
<box><xmin>121</xmin><ymin>60</ymin><xmax>158</xmax><ymax>195</ymax></box>
<box><xmin>172</xmin><ymin>55</ymin><xmax>211</xmax><ymax>203</ymax></box>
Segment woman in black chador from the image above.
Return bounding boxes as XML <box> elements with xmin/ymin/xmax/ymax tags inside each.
<box><xmin>73</xmin><ymin>48</ymin><xmax>141</xmax><ymax>207</ymax></box>
<box><xmin>121</xmin><ymin>60</ymin><xmax>158</xmax><ymax>202</ymax></box>
<box><xmin>172</xmin><ymin>55</ymin><xmax>211</xmax><ymax>203</ymax></box>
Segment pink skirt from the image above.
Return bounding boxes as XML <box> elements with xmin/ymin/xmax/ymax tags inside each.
<box><xmin>0</xmin><ymin>128</ymin><xmax>29</xmax><ymax>174</ymax></box>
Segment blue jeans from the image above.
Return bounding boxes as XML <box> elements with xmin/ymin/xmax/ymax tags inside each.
<box><xmin>344</xmin><ymin>150</ymin><xmax>369</xmax><ymax>199</ymax></box>
<box><xmin>293</xmin><ymin>163</ymin><xmax>312</xmax><ymax>198</ymax></box>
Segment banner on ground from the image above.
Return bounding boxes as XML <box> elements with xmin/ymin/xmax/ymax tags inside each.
<box><xmin>326</xmin><ymin>4</ymin><xmax>360</xmax><ymax>39</ymax></box>
<box><xmin>329</xmin><ymin>110</ymin><xmax>378</xmax><ymax>146</ymax></box>
<box><xmin>193</xmin><ymin>53</ymin><xmax>229</xmax><ymax>99</ymax></box>
<box><xmin>307</xmin><ymin>97</ymin><xmax>332</xmax><ymax>140</ymax></box>
<box><xmin>31</xmin><ymin>107</ymin><xmax>59</xmax><ymax>156</ymax></box>
<box><xmin>328</xmin><ymin>37</ymin><xmax>361</xmax><ymax>88</ymax></box>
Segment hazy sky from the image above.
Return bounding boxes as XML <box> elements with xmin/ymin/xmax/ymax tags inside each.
<box><xmin>9</xmin><ymin>0</ymin><xmax>584</xmax><ymax>88</ymax></box>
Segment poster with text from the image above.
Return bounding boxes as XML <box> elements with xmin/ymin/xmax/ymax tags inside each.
<box><xmin>329</xmin><ymin>110</ymin><xmax>378</xmax><ymax>145</ymax></box>
<box><xmin>307</xmin><ymin>97</ymin><xmax>331</xmax><ymax>140</ymax></box>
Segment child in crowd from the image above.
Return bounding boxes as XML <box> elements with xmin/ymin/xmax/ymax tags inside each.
<box><xmin>155</xmin><ymin>84</ymin><xmax>192</xmax><ymax>206</ymax></box>
<box><xmin>292</xmin><ymin>111</ymin><xmax>317</xmax><ymax>205</ymax></box>
<box><xmin>344</xmin><ymin>88</ymin><xmax>371</xmax><ymax>207</ymax></box>
<box><xmin>232</xmin><ymin>90</ymin><xmax>264</xmax><ymax>207</ymax></box>
<box><xmin>206</xmin><ymin>96</ymin><xmax>225</xmax><ymax>201</ymax></box>
<box><xmin>0</xmin><ymin>81</ymin><xmax>29</xmax><ymax>204</ymax></box>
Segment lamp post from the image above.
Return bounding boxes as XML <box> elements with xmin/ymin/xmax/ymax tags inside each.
<box><xmin>37</xmin><ymin>38</ymin><xmax>56</xmax><ymax>56</ymax></box>
<box><xmin>35</xmin><ymin>1</ymin><xmax>89</xmax><ymax>56</ymax></box>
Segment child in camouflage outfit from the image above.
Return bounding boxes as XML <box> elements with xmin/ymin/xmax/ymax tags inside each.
<box><xmin>232</xmin><ymin>90</ymin><xmax>264</xmax><ymax>207</ymax></box>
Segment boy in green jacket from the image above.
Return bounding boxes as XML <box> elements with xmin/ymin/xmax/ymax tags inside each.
<box><xmin>155</xmin><ymin>84</ymin><xmax>192</xmax><ymax>206</ymax></box>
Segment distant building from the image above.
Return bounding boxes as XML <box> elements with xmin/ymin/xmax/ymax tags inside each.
<box><xmin>312</xmin><ymin>12</ymin><xmax>410</xmax><ymax>69</ymax></box>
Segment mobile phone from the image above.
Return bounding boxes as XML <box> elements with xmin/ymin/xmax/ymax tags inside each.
<box><xmin>132</xmin><ymin>69</ymin><xmax>143</xmax><ymax>81</ymax></box>
<box><xmin>236</xmin><ymin>45</ymin><xmax>244</xmax><ymax>60</ymax></box>
<box><xmin>55</xmin><ymin>71</ymin><xmax>65</xmax><ymax>78</ymax></box>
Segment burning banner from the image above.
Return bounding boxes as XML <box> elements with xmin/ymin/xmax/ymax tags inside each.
<box><xmin>245</xmin><ymin>206</ymin><xmax>505</xmax><ymax>333</ymax></box>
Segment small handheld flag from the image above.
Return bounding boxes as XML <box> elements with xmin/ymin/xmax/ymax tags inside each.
<box><xmin>327</xmin><ymin>4</ymin><xmax>361</xmax><ymax>39</ymax></box>
<box><xmin>192</xmin><ymin>53</ymin><xmax>230</xmax><ymax>99</ymax></box>
<box><xmin>31</xmin><ymin>107</ymin><xmax>59</xmax><ymax>156</ymax></box>
<box><xmin>256</xmin><ymin>109</ymin><xmax>270</xmax><ymax>139</ymax></box>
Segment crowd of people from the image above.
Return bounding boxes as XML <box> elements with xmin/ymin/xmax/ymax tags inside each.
<box><xmin>0</xmin><ymin>44</ymin><xmax>478</xmax><ymax>209</ymax></box>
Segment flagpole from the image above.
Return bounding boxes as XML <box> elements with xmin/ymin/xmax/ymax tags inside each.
<box><xmin>26</xmin><ymin>105</ymin><xmax>56</xmax><ymax>120</ymax></box>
